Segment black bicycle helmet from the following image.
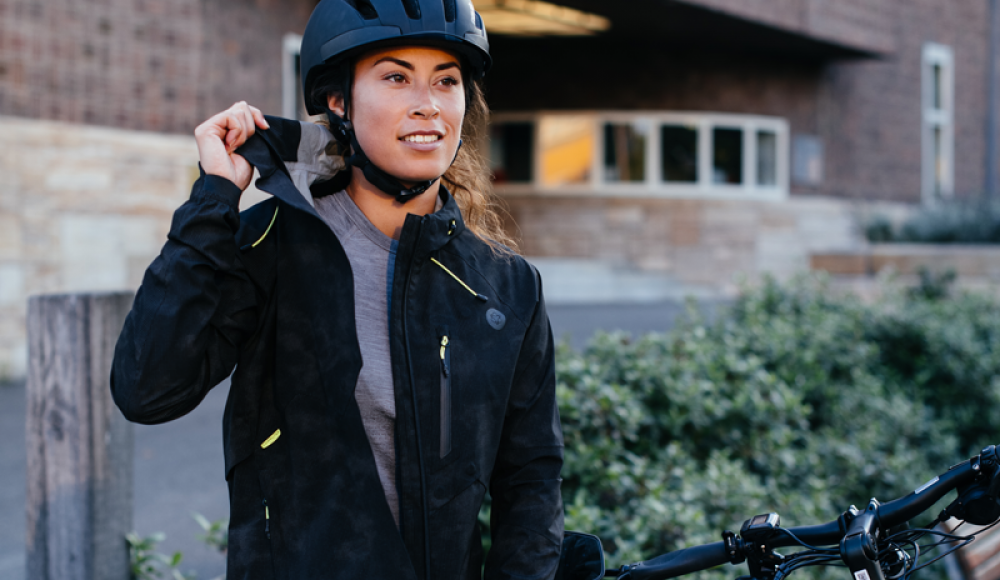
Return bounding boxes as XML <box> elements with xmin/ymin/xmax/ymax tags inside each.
<box><xmin>302</xmin><ymin>0</ymin><xmax>490</xmax><ymax>116</ymax></box>
<box><xmin>299</xmin><ymin>0</ymin><xmax>491</xmax><ymax>202</ymax></box>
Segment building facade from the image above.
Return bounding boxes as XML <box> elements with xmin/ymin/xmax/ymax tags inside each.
<box><xmin>0</xmin><ymin>0</ymin><xmax>997</xmax><ymax>378</ymax></box>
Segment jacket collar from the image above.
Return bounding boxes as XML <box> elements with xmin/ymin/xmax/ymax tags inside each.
<box><xmin>235</xmin><ymin>117</ymin><xmax>324</xmax><ymax>220</ymax></box>
<box><xmin>418</xmin><ymin>184</ymin><xmax>466</xmax><ymax>253</ymax></box>
<box><xmin>236</xmin><ymin>115</ymin><xmax>467</xmax><ymax>254</ymax></box>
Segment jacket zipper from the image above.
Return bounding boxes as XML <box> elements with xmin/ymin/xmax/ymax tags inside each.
<box><xmin>439</xmin><ymin>332</ymin><xmax>452</xmax><ymax>458</ymax></box>
<box><xmin>263</xmin><ymin>499</ymin><xmax>270</xmax><ymax>539</ymax></box>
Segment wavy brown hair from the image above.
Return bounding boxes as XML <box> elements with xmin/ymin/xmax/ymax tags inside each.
<box><xmin>310</xmin><ymin>61</ymin><xmax>517</xmax><ymax>254</ymax></box>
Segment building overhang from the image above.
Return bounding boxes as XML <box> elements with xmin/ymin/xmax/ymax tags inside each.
<box><xmin>484</xmin><ymin>0</ymin><xmax>884</xmax><ymax>63</ymax></box>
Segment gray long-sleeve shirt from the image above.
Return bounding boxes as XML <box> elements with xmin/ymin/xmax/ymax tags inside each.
<box><xmin>315</xmin><ymin>190</ymin><xmax>401</xmax><ymax>526</ymax></box>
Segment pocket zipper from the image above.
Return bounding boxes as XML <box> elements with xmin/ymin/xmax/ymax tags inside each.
<box><xmin>439</xmin><ymin>333</ymin><xmax>452</xmax><ymax>458</ymax></box>
<box><xmin>263</xmin><ymin>499</ymin><xmax>271</xmax><ymax>539</ymax></box>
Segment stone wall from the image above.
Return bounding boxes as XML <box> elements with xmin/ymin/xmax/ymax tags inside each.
<box><xmin>0</xmin><ymin>115</ymin><xmax>273</xmax><ymax>381</ymax></box>
<box><xmin>0</xmin><ymin>115</ymin><xmax>197</xmax><ymax>379</ymax></box>
<box><xmin>503</xmin><ymin>193</ymin><xmax>883</xmax><ymax>302</ymax></box>
<box><xmin>0</xmin><ymin>116</ymin><xmax>274</xmax><ymax>380</ymax></box>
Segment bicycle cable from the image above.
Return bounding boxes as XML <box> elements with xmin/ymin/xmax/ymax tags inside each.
<box><xmin>774</xmin><ymin>527</ymin><xmax>841</xmax><ymax>553</ymax></box>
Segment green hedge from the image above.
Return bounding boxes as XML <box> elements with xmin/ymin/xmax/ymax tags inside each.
<box><xmin>551</xmin><ymin>276</ymin><xmax>1000</xmax><ymax>574</ymax></box>
<box><xmin>866</xmin><ymin>201</ymin><xmax>1000</xmax><ymax>243</ymax></box>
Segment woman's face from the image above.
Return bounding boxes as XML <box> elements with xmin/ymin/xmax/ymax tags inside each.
<box><xmin>328</xmin><ymin>45</ymin><xmax>466</xmax><ymax>186</ymax></box>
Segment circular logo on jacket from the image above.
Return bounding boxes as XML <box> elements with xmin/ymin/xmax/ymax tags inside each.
<box><xmin>486</xmin><ymin>308</ymin><xmax>506</xmax><ymax>330</ymax></box>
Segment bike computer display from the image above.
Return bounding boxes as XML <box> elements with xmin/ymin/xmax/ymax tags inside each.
<box><xmin>740</xmin><ymin>513</ymin><xmax>780</xmax><ymax>542</ymax></box>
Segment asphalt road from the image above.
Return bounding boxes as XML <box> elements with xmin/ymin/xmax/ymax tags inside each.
<box><xmin>0</xmin><ymin>300</ymin><xmax>709</xmax><ymax>580</ymax></box>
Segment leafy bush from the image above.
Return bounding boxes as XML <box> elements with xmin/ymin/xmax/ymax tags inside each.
<box><xmin>865</xmin><ymin>200</ymin><xmax>1000</xmax><ymax>243</ymax></box>
<box><xmin>128</xmin><ymin>514</ymin><xmax>227</xmax><ymax>580</ymax></box>
<box><xmin>554</xmin><ymin>276</ymin><xmax>1000</xmax><ymax>575</ymax></box>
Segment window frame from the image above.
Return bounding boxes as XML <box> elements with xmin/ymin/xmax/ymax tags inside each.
<box><xmin>282</xmin><ymin>33</ymin><xmax>304</xmax><ymax>120</ymax></box>
<box><xmin>491</xmin><ymin>110</ymin><xmax>789</xmax><ymax>200</ymax></box>
<box><xmin>921</xmin><ymin>42</ymin><xmax>955</xmax><ymax>202</ymax></box>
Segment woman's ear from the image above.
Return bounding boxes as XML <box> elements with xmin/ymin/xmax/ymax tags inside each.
<box><xmin>326</xmin><ymin>93</ymin><xmax>346</xmax><ymax>118</ymax></box>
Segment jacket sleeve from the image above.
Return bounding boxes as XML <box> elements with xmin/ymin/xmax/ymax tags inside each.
<box><xmin>485</xmin><ymin>273</ymin><xmax>565</xmax><ymax>580</ymax></box>
<box><xmin>111</xmin><ymin>173</ymin><xmax>261</xmax><ymax>425</ymax></box>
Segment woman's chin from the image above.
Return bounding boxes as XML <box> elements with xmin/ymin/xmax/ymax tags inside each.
<box><xmin>387</xmin><ymin>166</ymin><xmax>450</xmax><ymax>186</ymax></box>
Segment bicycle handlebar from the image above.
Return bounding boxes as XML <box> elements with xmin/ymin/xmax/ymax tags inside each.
<box><xmin>624</xmin><ymin>458</ymin><xmax>980</xmax><ymax>580</ymax></box>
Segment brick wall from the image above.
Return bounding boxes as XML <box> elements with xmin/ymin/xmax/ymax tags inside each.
<box><xmin>820</xmin><ymin>1</ymin><xmax>991</xmax><ymax>202</ymax></box>
<box><xmin>0</xmin><ymin>0</ymin><xmax>315</xmax><ymax>134</ymax></box>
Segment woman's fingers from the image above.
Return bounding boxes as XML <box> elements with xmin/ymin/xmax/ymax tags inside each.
<box><xmin>225</xmin><ymin>104</ymin><xmax>249</xmax><ymax>152</ymax></box>
<box><xmin>195</xmin><ymin>101</ymin><xmax>268</xmax><ymax>189</ymax></box>
<box><xmin>250</xmin><ymin>105</ymin><xmax>270</xmax><ymax>130</ymax></box>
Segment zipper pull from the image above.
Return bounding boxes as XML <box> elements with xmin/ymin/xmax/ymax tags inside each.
<box><xmin>439</xmin><ymin>336</ymin><xmax>450</xmax><ymax>377</ymax></box>
<box><xmin>263</xmin><ymin>499</ymin><xmax>270</xmax><ymax>539</ymax></box>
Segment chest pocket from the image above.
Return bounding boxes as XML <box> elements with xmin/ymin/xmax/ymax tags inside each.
<box><xmin>436</xmin><ymin>325</ymin><xmax>456</xmax><ymax>463</ymax></box>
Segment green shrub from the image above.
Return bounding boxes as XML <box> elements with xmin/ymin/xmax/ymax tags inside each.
<box><xmin>865</xmin><ymin>200</ymin><xmax>1000</xmax><ymax>243</ymax></box>
<box><xmin>553</xmin><ymin>276</ymin><xmax>999</xmax><ymax>576</ymax></box>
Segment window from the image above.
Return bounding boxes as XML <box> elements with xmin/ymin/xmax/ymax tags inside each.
<box><xmin>922</xmin><ymin>43</ymin><xmax>954</xmax><ymax>201</ymax></box>
<box><xmin>489</xmin><ymin>121</ymin><xmax>534</xmax><ymax>183</ymax></box>
<box><xmin>712</xmin><ymin>127</ymin><xmax>743</xmax><ymax>185</ymax></box>
<box><xmin>282</xmin><ymin>33</ymin><xmax>306</xmax><ymax>120</ymax></box>
<box><xmin>660</xmin><ymin>125</ymin><xmax>698</xmax><ymax>183</ymax></box>
<box><xmin>490</xmin><ymin>112</ymin><xmax>788</xmax><ymax>199</ymax></box>
<box><xmin>791</xmin><ymin>134</ymin><xmax>823</xmax><ymax>186</ymax></box>
<box><xmin>538</xmin><ymin>115</ymin><xmax>595</xmax><ymax>187</ymax></box>
<box><xmin>603</xmin><ymin>120</ymin><xmax>649</xmax><ymax>183</ymax></box>
<box><xmin>756</xmin><ymin>130</ymin><xmax>778</xmax><ymax>187</ymax></box>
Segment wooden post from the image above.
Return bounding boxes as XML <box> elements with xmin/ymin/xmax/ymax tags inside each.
<box><xmin>26</xmin><ymin>292</ymin><xmax>135</xmax><ymax>580</ymax></box>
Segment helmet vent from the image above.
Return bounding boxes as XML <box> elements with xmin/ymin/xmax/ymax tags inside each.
<box><xmin>402</xmin><ymin>0</ymin><xmax>421</xmax><ymax>19</ymax></box>
<box><xmin>443</xmin><ymin>0</ymin><xmax>456</xmax><ymax>22</ymax></box>
<box><xmin>474</xmin><ymin>11</ymin><xmax>483</xmax><ymax>31</ymax></box>
<box><xmin>346</xmin><ymin>0</ymin><xmax>379</xmax><ymax>20</ymax></box>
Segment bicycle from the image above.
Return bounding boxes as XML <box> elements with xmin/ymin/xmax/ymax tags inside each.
<box><xmin>557</xmin><ymin>444</ymin><xmax>1000</xmax><ymax>580</ymax></box>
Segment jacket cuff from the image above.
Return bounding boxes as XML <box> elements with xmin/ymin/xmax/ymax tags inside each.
<box><xmin>190</xmin><ymin>166</ymin><xmax>243</xmax><ymax>210</ymax></box>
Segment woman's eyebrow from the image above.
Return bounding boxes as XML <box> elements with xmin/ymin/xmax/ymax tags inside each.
<box><xmin>373</xmin><ymin>56</ymin><xmax>414</xmax><ymax>69</ymax></box>
<box><xmin>371</xmin><ymin>57</ymin><xmax>461</xmax><ymax>72</ymax></box>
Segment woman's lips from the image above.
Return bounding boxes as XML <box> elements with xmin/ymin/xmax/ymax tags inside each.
<box><xmin>399</xmin><ymin>133</ymin><xmax>445</xmax><ymax>151</ymax></box>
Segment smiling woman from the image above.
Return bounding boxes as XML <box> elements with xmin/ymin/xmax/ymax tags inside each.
<box><xmin>309</xmin><ymin>43</ymin><xmax>510</xmax><ymax>248</ymax></box>
<box><xmin>110</xmin><ymin>1</ymin><xmax>564</xmax><ymax>580</ymax></box>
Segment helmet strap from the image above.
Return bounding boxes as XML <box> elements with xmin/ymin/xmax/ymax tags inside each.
<box><xmin>324</xmin><ymin>109</ymin><xmax>462</xmax><ymax>204</ymax></box>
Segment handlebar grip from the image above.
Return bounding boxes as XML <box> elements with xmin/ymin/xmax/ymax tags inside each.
<box><xmin>627</xmin><ymin>541</ymin><xmax>730</xmax><ymax>580</ymax></box>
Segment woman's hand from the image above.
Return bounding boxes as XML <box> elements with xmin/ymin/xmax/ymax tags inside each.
<box><xmin>194</xmin><ymin>101</ymin><xmax>270</xmax><ymax>191</ymax></box>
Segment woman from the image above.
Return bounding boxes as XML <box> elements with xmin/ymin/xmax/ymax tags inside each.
<box><xmin>110</xmin><ymin>0</ymin><xmax>564</xmax><ymax>579</ymax></box>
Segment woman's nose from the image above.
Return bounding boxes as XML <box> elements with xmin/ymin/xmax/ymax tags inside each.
<box><xmin>410</xmin><ymin>85</ymin><xmax>440</xmax><ymax>118</ymax></box>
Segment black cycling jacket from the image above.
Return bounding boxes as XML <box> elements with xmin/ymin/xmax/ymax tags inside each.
<box><xmin>110</xmin><ymin>117</ymin><xmax>564</xmax><ymax>580</ymax></box>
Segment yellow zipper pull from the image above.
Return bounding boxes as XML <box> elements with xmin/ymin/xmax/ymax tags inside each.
<box><xmin>440</xmin><ymin>336</ymin><xmax>451</xmax><ymax>377</ymax></box>
<box><xmin>263</xmin><ymin>499</ymin><xmax>270</xmax><ymax>539</ymax></box>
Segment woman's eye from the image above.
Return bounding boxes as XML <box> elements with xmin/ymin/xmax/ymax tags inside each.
<box><xmin>385</xmin><ymin>73</ymin><xmax>406</xmax><ymax>83</ymax></box>
<box><xmin>440</xmin><ymin>76</ymin><xmax>460</xmax><ymax>87</ymax></box>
